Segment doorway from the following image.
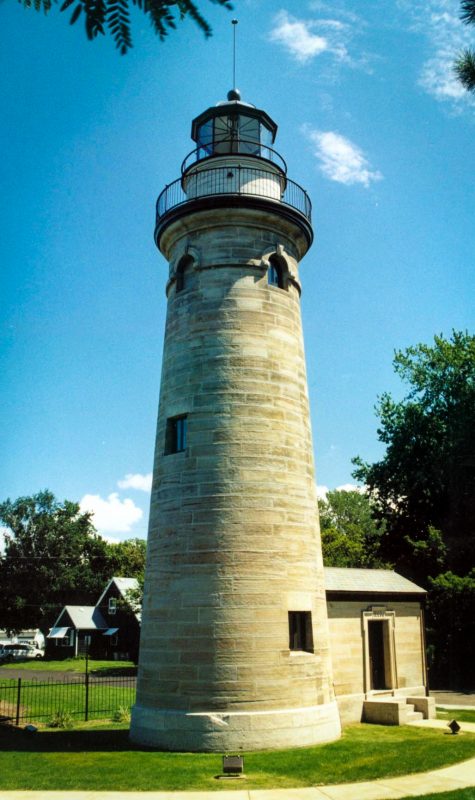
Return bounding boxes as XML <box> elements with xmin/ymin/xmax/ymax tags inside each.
<box><xmin>368</xmin><ymin>620</ymin><xmax>388</xmax><ymax>690</ymax></box>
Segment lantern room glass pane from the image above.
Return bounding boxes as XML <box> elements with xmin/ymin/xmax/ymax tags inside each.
<box><xmin>238</xmin><ymin>116</ymin><xmax>260</xmax><ymax>154</ymax></box>
<box><xmin>195</xmin><ymin>112</ymin><xmax>275</xmax><ymax>158</ymax></box>
<box><xmin>214</xmin><ymin>116</ymin><xmax>233</xmax><ymax>154</ymax></box>
<box><xmin>196</xmin><ymin>119</ymin><xmax>214</xmax><ymax>154</ymax></box>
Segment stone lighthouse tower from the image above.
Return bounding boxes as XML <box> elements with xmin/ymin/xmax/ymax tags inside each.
<box><xmin>130</xmin><ymin>90</ymin><xmax>341</xmax><ymax>751</ymax></box>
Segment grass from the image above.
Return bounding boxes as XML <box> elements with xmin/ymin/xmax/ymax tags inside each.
<box><xmin>401</xmin><ymin>792</ymin><xmax>475</xmax><ymax>800</ymax></box>
<box><xmin>0</xmin><ymin>674</ymin><xmax>135</xmax><ymax>722</ymax></box>
<box><xmin>437</xmin><ymin>708</ymin><xmax>475</xmax><ymax>724</ymax></box>
<box><xmin>0</xmin><ymin>723</ymin><xmax>474</xmax><ymax>791</ymax></box>
<box><xmin>0</xmin><ymin>657</ymin><xmax>136</xmax><ymax>675</ymax></box>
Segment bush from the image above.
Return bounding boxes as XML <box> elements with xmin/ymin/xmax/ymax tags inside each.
<box><xmin>47</xmin><ymin>710</ymin><xmax>74</xmax><ymax>729</ymax></box>
<box><xmin>111</xmin><ymin>706</ymin><xmax>130</xmax><ymax>723</ymax></box>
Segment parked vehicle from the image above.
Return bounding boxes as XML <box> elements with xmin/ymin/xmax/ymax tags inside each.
<box><xmin>0</xmin><ymin>643</ymin><xmax>44</xmax><ymax>662</ymax></box>
<box><xmin>0</xmin><ymin>629</ymin><xmax>45</xmax><ymax>651</ymax></box>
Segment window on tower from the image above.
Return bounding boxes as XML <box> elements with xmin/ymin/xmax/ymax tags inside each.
<box><xmin>175</xmin><ymin>256</ymin><xmax>193</xmax><ymax>294</ymax></box>
<box><xmin>288</xmin><ymin>611</ymin><xmax>314</xmax><ymax>653</ymax></box>
<box><xmin>165</xmin><ymin>415</ymin><xmax>188</xmax><ymax>454</ymax></box>
<box><xmin>267</xmin><ymin>256</ymin><xmax>284</xmax><ymax>289</ymax></box>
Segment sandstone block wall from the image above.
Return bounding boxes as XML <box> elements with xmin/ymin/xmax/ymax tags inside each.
<box><xmin>326</xmin><ymin>598</ymin><xmax>427</xmax><ymax>723</ymax></box>
<box><xmin>131</xmin><ymin>208</ymin><xmax>341</xmax><ymax>750</ymax></box>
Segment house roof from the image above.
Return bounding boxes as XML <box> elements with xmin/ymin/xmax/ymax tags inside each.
<box><xmin>96</xmin><ymin>576</ymin><xmax>141</xmax><ymax>619</ymax></box>
<box><xmin>57</xmin><ymin>605</ymin><xmax>108</xmax><ymax>630</ymax></box>
<box><xmin>323</xmin><ymin>567</ymin><xmax>426</xmax><ymax>595</ymax></box>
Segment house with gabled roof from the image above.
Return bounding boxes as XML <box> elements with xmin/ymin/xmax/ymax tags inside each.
<box><xmin>46</xmin><ymin>576</ymin><xmax>140</xmax><ymax>662</ymax></box>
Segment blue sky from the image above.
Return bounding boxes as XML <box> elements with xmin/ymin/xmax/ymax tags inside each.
<box><xmin>1</xmin><ymin>0</ymin><xmax>474</xmax><ymax>541</ymax></box>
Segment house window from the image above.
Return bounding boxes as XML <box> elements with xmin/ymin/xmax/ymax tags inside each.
<box><xmin>108</xmin><ymin>597</ymin><xmax>117</xmax><ymax>615</ymax></box>
<box><xmin>288</xmin><ymin>611</ymin><xmax>314</xmax><ymax>653</ymax></box>
<box><xmin>56</xmin><ymin>630</ymin><xmax>73</xmax><ymax>648</ymax></box>
<box><xmin>267</xmin><ymin>256</ymin><xmax>284</xmax><ymax>289</ymax></box>
<box><xmin>165</xmin><ymin>415</ymin><xmax>188</xmax><ymax>454</ymax></box>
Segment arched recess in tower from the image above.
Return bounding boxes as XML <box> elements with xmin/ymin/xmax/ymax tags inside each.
<box><xmin>130</xmin><ymin>91</ymin><xmax>341</xmax><ymax>752</ymax></box>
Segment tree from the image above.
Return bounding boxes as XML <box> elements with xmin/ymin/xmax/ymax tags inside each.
<box><xmin>319</xmin><ymin>489</ymin><xmax>388</xmax><ymax>569</ymax></box>
<box><xmin>353</xmin><ymin>331</ymin><xmax>475</xmax><ymax>585</ymax></box>
<box><xmin>0</xmin><ymin>490</ymin><xmax>112</xmax><ymax>633</ymax></box>
<box><xmin>107</xmin><ymin>537</ymin><xmax>146</xmax><ymax>579</ymax></box>
<box><xmin>426</xmin><ymin>570</ymin><xmax>475</xmax><ymax>689</ymax></box>
<box><xmin>352</xmin><ymin>332</ymin><xmax>475</xmax><ymax>688</ymax></box>
<box><xmin>455</xmin><ymin>0</ymin><xmax>475</xmax><ymax>92</ymax></box>
<box><xmin>18</xmin><ymin>0</ymin><xmax>232</xmax><ymax>55</ymax></box>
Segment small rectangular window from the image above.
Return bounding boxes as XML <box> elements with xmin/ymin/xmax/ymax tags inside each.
<box><xmin>288</xmin><ymin>611</ymin><xmax>314</xmax><ymax>653</ymax></box>
<box><xmin>166</xmin><ymin>415</ymin><xmax>188</xmax><ymax>454</ymax></box>
<box><xmin>108</xmin><ymin>597</ymin><xmax>117</xmax><ymax>615</ymax></box>
<box><xmin>56</xmin><ymin>630</ymin><xmax>73</xmax><ymax>647</ymax></box>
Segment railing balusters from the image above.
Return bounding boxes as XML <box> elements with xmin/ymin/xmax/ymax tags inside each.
<box><xmin>0</xmin><ymin>675</ymin><xmax>136</xmax><ymax>725</ymax></box>
<box><xmin>156</xmin><ymin>165</ymin><xmax>311</xmax><ymax>226</ymax></box>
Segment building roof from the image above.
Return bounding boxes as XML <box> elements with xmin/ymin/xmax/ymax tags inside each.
<box><xmin>96</xmin><ymin>576</ymin><xmax>141</xmax><ymax>620</ymax></box>
<box><xmin>59</xmin><ymin>605</ymin><xmax>108</xmax><ymax>630</ymax></box>
<box><xmin>324</xmin><ymin>567</ymin><xmax>426</xmax><ymax>595</ymax></box>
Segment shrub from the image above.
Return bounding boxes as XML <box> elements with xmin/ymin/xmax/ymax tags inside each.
<box><xmin>112</xmin><ymin>706</ymin><xmax>130</xmax><ymax>723</ymax></box>
<box><xmin>47</xmin><ymin>710</ymin><xmax>74</xmax><ymax>729</ymax></box>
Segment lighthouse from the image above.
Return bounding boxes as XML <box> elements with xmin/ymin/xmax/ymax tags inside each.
<box><xmin>130</xmin><ymin>90</ymin><xmax>341</xmax><ymax>751</ymax></box>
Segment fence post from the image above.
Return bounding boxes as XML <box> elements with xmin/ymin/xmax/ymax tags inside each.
<box><xmin>15</xmin><ymin>678</ymin><xmax>21</xmax><ymax>725</ymax></box>
<box><xmin>85</xmin><ymin>672</ymin><xmax>89</xmax><ymax>722</ymax></box>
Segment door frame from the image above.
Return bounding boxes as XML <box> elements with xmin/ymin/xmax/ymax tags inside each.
<box><xmin>362</xmin><ymin>607</ymin><xmax>397</xmax><ymax>694</ymax></box>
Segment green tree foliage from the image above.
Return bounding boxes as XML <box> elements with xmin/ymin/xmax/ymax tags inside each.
<box><xmin>353</xmin><ymin>331</ymin><xmax>475</xmax><ymax>585</ymax></box>
<box><xmin>426</xmin><ymin>570</ymin><xmax>475</xmax><ymax>689</ymax></box>
<box><xmin>0</xmin><ymin>490</ymin><xmax>112</xmax><ymax>632</ymax></box>
<box><xmin>17</xmin><ymin>0</ymin><xmax>232</xmax><ymax>54</ymax></box>
<box><xmin>455</xmin><ymin>0</ymin><xmax>475</xmax><ymax>91</ymax></box>
<box><xmin>353</xmin><ymin>331</ymin><xmax>475</xmax><ymax>688</ymax></box>
<box><xmin>319</xmin><ymin>489</ymin><xmax>388</xmax><ymax>569</ymax></box>
<box><xmin>124</xmin><ymin>573</ymin><xmax>144</xmax><ymax>612</ymax></box>
<box><xmin>107</xmin><ymin>537</ymin><xmax>146</xmax><ymax>580</ymax></box>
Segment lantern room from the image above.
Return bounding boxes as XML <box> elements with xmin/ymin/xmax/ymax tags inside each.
<box><xmin>189</xmin><ymin>89</ymin><xmax>281</xmax><ymax>165</ymax></box>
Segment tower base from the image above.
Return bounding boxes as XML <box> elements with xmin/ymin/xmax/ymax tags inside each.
<box><xmin>130</xmin><ymin>701</ymin><xmax>341</xmax><ymax>751</ymax></box>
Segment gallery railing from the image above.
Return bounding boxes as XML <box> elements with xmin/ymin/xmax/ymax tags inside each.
<box><xmin>181</xmin><ymin>140</ymin><xmax>288</xmax><ymax>174</ymax></box>
<box><xmin>156</xmin><ymin>164</ymin><xmax>312</xmax><ymax>224</ymax></box>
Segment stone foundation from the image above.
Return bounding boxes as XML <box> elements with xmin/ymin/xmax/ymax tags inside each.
<box><xmin>130</xmin><ymin>701</ymin><xmax>341</xmax><ymax>751</ymax></box>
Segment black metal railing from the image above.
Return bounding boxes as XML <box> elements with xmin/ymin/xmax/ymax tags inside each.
<box><xmin>156</xmin><ymin>164</ymin><xmax>312</xmax><ymax>224</ymax></box>
<box><xmin>181</xmin><ymin>139</ymin><xmax>287</xmax><ymax>174</ymax></box>
<box><xmin>0</xmin><ymin>674</ymin><xmax>136</xmax><ymax>725</ymax></box>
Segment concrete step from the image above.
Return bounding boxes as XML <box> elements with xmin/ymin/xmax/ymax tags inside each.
<box><xmin>406</xmin><ymin>710</ymin><xmax>424</xmax><ymax>722</ymax></box>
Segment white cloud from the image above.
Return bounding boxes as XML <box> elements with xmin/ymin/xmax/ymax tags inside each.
<box><xmin>317</xmin><ymin>485</ymin><xmax>329</xmax><ymax>500</ymax></box>
<box><xmin>317</xmin><ymin>483</ymin><xmax>365</xmax><ymax>501</ymax></box>
<box><xmin>335</xmin><ymin>483</ymin><xmax>365</xmax><ymax>493</ymax></box>
<box><xmin>398</xmin><ymin>0</ymin><xmax>475</xmax><ymax>107</ymax></box>
<box><xmin>302</xmin><ymin>127</ymin><xmax>383</xmax><ymax>187</ymax></box>
<box><xmin>419</xmin><ymin>8</ymin><xmax>472</xmax><ymax>101</ymax></box>
<box><xmin>117</xmin><ymin>472</ymin><xmax>152</xmax><ymax>492</ymax></box>
<box><xmin>80</xmin><ymin>492</ymin><xmax>143</xmax><ymax>534</ymax></box>
<box><xmin>269</xmin><ymin>10</ymin><xmax>350</xmax><ymax>64</ymax></box>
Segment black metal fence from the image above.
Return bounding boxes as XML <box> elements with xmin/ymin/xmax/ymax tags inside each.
<box><xmin>0</xmin><ymin>674</ymin><xmax>136</xmax><ymax>725</ymax></box>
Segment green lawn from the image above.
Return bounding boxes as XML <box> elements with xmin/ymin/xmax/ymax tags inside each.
<box><xmin>401</xmin><ymin>791</ymin><xmax>475</xmax><ymax>800</ymax></box>
<box><xmin>0</xmin><ymin>674</ymin><xmax>135</xmax><ymax>722</ymax></box>
<box><xmin>437</xmin><ymin>708</ymin><xmax>475</xmax><ymax>724</ymax></box>
<box><xmin>0</xmin><ymin>657</ymin><xmax>136</xmax><ymax>674</ymax></box>
<box><xmin>0</xmin><ymin>723</ymin><xmax>474</xmax><ymax>791</ymax></box>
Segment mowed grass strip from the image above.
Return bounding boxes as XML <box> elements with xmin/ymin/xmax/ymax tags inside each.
<box><xmin>399</xmin><ymin>791</ymin><xmax>475</xmax><ymax>800</ymax></box>
<box><xmin>0</xmin><ymin>658</ymin><xmax>136</xmax><ymax>674</ymax></box>
<box><xmin>0</xmin><ymin>678</ymin><xmax>135</xmax><ymax>721</ymax></box>
<box><xmin>437</xmin><ymin>708</ymin><xmax>475</xmax><ymax>724</ymax></box>
<box><xmin>0</xmin><ymin>724</ymin><xmax>474</xmax><ymax>791</ymax></box>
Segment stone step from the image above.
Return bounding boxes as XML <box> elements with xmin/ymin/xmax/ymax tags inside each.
<box><xmin>406</xmin><ymin>710</ymin><xmax>424</xmax><ymax>722</ymax></box>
